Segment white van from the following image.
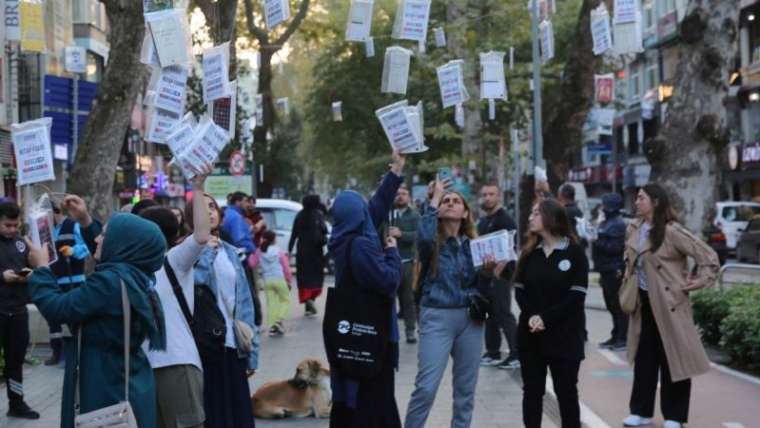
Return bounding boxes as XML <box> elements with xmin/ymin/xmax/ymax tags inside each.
<box><xmin>714</xmin><ymin>201</ymin><xmax>760</xmax><ymax>250</ymax></box>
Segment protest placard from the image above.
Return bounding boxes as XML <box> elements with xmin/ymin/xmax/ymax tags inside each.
<box><xmin>392</xmin><ymin>0</ymin><xmax>431</xmax><ymax>42</ymax></box>
<box><xmin>154</xmin><ymin>65</ymin><xmax>188</xmax><ymax>116</ymax></box>
<box><xmin>346</xmin><ymin>0</ymin><xmax>374</xmax><ymax>42</ymax></box>
<box><xmin>437</xmin><ymin>60</ymin><xmax>468</xmax><ymax>108</ymax></box>
<box><xmin>613</xmin><ymin>0</ymin><xmax>637</xmax><ymax>24</ymax></box>
<box><xmin>146</xmin><ymin>103</ymin><xmax>181</xmax><ymax>144</ymax></box>
<box><xmin>376</xmin><ymin>100</ymin><xmax>427</xmax><ymax>154</ymax></box>
<box><xmin>146</xmin><ymin>9</ymin><xmax>190</xmax><ymax>68</ymax></box>
<box><xmin>434</xmin><ymin>27</ymin><xmax>446</xmax><ymax>48</ymax></box>
<box><xmin>595</xmin><ymin>73</ymin><xmax>615</xmax><ymax>104</ymax></box>
<box><xmin>381</xmin><ymin>46</ymin><xmax>413</xmax><ymax>95</ymax></box>
<box><xmin>470</xmin><ymin>230</ymin><xmax>517</xmax><ymax>267</ymax></box>
<box><xmin>203</xmin><ymin>42</ymin><xmax>232</xmax><ymax>103</ymax></box>
<box><xmin>11</xmin><ymin>117</ymin><xmax>55</xmax><ymax>186</ymax></box>
<box><xmin>591</xmin><ymin>4</ymin><xmax>612</xmax><ymax>55</ymax></box>
<box><xmin>28</xmin><ymin>209</ymin><xmax>58</xmax><ymax>265</ymax></box>
<box><xmin>264</xmin><ymin>0</ymin><xmax>290</xmax><ymax>29</ymax></box>
<box><xmin>480</xmin><ymin>51</ymin><xmax>507</xmax><ymax>100</ymax></box>
<box><xmin>539</xmin><ymin>19</ymin><xmax>555</xmax><ymax>62</ymax></box>
<box><xmin>175</xmin><ymin>117</ymin><xmax>229</xmax><ymax>178</ymax></box>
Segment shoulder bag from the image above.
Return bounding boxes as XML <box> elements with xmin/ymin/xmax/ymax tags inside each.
<box><xmin>619</xmin><ymin>250</ymin><xmax>649</xmax><ymax>315</ymax></box>
<box><xmin>164</xmin><ymin>258</ymin><xmax>227</xmax><ymax>363</ymax></box>
<box><xmin>322</xmin><ymin>236</ymin><xmax>392</xmax><ymax>379</ymax></box>
<box><xmin>73</xmin><ymin>281</ymin><xmax>137</xmax><ymax>428</ymax></box>
<box><xmin>215</xmin><ymin>259</ymin><xmax>255</xmax><ymax>354</ymax></box>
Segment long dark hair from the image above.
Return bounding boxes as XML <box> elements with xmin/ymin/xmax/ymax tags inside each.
<box><xmin>515</xmin><ymin>198</ymin><xmax>576</xmax><ymax>279</ymax></box>
<box><xmin>429</xmin><ymin>190</ymin><xmax>477</xmax><ymax>277</ymax></box>
<box><xmin>260</xmin><ymin>230</ymin><xmax>276</xmax><ymax>252</ymax></box>
<box><xmin>641</xmin><ymin>183</ymin><xmax>680</xmax><ymax>253</ymax></box>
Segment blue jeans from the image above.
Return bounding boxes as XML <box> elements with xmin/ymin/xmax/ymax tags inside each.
<box><xmin>405</xmin><ymin>306</ymin><xmax>484</xmax><ymax>428</ymax></box>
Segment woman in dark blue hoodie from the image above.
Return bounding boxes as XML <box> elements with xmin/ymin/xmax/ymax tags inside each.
<box><xmin>326</xmin><ymin>151</ymin><xmax>405</xmax><ymax>428</ymax></box>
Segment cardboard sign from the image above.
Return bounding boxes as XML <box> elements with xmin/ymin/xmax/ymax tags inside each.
<box><xmin>64</xmin><ymin>46</ymin><xmax>87</xmax><ymax>73</ymax></box>
<box><xmin>264</xmin><ymin>0</ymin><xmax>290</xmax><ymax>29</ymax></box>
<box><xmin>480</xmin><ymin>51</ymin><xmax>507</xmax><ymax>100</ymax></box>
<box><xmin>11</xmin><ymin>118</ymin><xmax>55</xmax><ymax>186</ymax></box>
<box><xmin>154</xmin><ymin>65</ymin><xmax>188</xmax><ymax>116</ymax></box>
<box><xmin>202</xmin><ymin>42</ymin><xmax>232</xmax><ymax>103</ymax></box>
<box><xmin>437</xmin><ymin>60</ymin><xmax>468</xmax><ymax>108</ymax></box>
<box><xmin>381</xmin><ymin>46</ymin><xmax>413</xmax><ymax>95</ymax></box>
<box><xmin>346</xmin><ymin>0</ymin><xmax>374</xmax><ymax>42</ymax></box>
<box><xmin>470</xmin><ymin>230</ymin><xmax>517</xmax><ymax>267</ymax></box>
<box><xmin>392</xmin><ymin>0</ymin><xmax>431</xmax><ymax>42</ymax></box>
<box><xmin>590</xmin><ymin>4</ymin><xmax>612</xmax><ymax>55</ymax></box>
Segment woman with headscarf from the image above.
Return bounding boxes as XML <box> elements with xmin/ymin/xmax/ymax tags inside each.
<box><xmin>27</xmin><ymin>213</ymin><xmax>167</xmax><ymax>428</ymax></box>
<box><xmin>326</xmin><ymin>151</ymin><xmax>406</xmax><ymax>428</ymax></box>
<box><xmin>289</xmin><ymin>194</ymin><xmax>328</xmax><ymax>316</ymax></box>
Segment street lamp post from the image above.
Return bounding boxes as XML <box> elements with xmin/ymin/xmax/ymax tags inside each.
<box><xmin>531</xmin><ymin>0</ymin><xmax>545</xmax><ymax>170</ymax></box>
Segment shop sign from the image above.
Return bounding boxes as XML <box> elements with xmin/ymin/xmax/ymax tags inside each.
<box><xmin>743</xmin><ymin>142</ymin><xmax>760</xmax><ymax>167</ymax></box>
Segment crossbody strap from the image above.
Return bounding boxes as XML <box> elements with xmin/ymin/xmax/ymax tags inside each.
<box><xmin>165</xmin><ymin>257</ymin><xmax>194</xmax><ymax>327</ymax></box>
<box><xmin>75</xmin><ymin>280</ymin><xmax>131</xmax><ymax>415</ymax></box>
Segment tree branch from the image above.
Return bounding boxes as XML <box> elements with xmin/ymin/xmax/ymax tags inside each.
<box><xmin>275</xmin><ymin>0</ymin><xmax>311</xmax><ymax>47</ymax></box>
<box><xmin>243</xmin><ymin>0</ymin><xmax>269</xmax><ymax>42</ymax></box>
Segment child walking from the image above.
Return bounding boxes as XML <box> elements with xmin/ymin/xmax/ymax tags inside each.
<box><xmin>249</xmin><ymin>230</ymin><xmax>293</xmax><ymax>336</ymax></box>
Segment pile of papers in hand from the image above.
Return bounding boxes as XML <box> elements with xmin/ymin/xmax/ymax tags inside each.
<box><xmin>470</xmin><ymin>230</ymin><xmax>518</xmax><ymax>267</ymax></box>
<box><xmin>168</xmin><ymin>115</ymin><xmax>230</xmax><ymax>179</ymax></box>
<box><xmin>375</xmin><ymin>100</ymin><xmax>428</xmax><ymax>154</ymax></box>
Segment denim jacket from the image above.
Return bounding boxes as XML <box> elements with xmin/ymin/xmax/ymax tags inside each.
<box><xmin>417</xmin><ymin>206</ymin><xmax>489</xmax><ymax>308</ymax></box>
<box><xmin>194</xmin><ymin>241</ymin><xmax>260</xmax><ymax>370</ymax></box>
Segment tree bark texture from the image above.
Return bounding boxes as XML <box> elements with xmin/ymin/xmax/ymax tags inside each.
<box><xmin>542</xmin><ymin>0</ymin><xmax>608</xmax><ymax>189</ymax></box>
<box><xmin>646</xmin><ymin>0</ymin><xmax>738</xmax><ymax>233</ymax></box>
<box><xmin>193</xmin><ymin>0</ymin><xmax>239</xmax><ymax>77</ymax></box>
<box><xmin>66</xmin><ymin>0</ymin><xmax>147</xmax><ymax>221</ymax></box>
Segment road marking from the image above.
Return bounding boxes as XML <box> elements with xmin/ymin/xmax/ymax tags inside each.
<box><xmin>722</xmin><ymin>423</ymin><xmax>746</xmax><ymax>428</ymax></box>
<box><xmin>546</xmin><ymin>377</ymin><xmax>611</xmax><ymax>428</ymax></box>
<box><xmin>598</xmin><ymin>349</ymin><xmax>627</xmax><ymax>366</ymax></box>
<box><xmin>710</xmin><ymin>363</ymin><xmax>760</xmax><ymax>386</ymax></box>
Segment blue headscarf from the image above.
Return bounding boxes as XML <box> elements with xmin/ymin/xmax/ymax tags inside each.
<box><xmin>328</xmin><ymin>190</ymin><xmax>379</xmax><ymax>253</ymax></box>
<box><xmin>96</xmin><ymin>213</ymin><xmax>167</xmax><ymax>350</ymax></box>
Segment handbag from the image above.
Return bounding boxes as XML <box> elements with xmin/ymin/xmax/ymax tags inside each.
<box><xmin>217</xmin><ymin>269</ymin><xmax>254</xmax><ymax>354</ymax></box>
<box><xmin>619</xmin><ymin>251</ymin><xmax>648</xmax><ymax>315</ymax></box>
<box><xmin>322</xmin><ymin>236</ymin><xmax>392</xmax><ymax>379</ymax></box>
<box><xmin>74</xmin><ymin>281</ymin><xmax>137</xmax><ymax>428</ymax></box>
<box><xmin>164</xmin><ymin>258</ymin><xmax>226</xmax><ymax>363</ymax></box>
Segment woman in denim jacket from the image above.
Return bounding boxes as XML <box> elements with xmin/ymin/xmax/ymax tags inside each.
<box><xmin>405</xmin><ymin>180</ymin><xmax>504</xmax><ymax>428</ymax></box>
<box><xmin>188</xmin><ymin>193</ymin><xmax>260</xmax><ymax>428</ymax></box>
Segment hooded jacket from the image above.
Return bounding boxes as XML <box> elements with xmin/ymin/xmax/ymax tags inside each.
<box><xmin>592</xmin><ymin>193</ymin><xmax>626</xmax><ymax>273</ymax></box>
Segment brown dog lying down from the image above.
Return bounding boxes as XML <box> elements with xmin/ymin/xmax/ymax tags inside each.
<box><xmin>252</xmin><ymin>358</ymin><xmax>332</xmax><ymax>419</ymax></box>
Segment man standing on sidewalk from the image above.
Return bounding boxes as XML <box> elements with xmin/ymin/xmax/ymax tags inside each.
<box><xmin>387</xmin><ymin>184</ymin><xmax>420</xmax><ymax>344</ymax></box>
<box><xmin>0</xmin><ymin>201</ymin><xmax>40</xmax><ymax>419</ymax></box>
<box><xmin>478</xmin><ymin>184</ymin><xmax>520</xmax><ymax>369</ymax></box>
<box><xmin>592</xmin><ymin>193</ymin><xmax>627</xmax><ymax>350</ymax></box>
<box><xmin>44</xmin><ymin>203</ymin><xmax>90</xmax><ymax>366</ymax></box>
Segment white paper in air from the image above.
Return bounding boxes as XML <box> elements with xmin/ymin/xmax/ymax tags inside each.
<box><xmin>332</xmin><ymin>101</ymin><xmax>343</xmax><ymax>122</ymax></box>
<box><xmin>590</xmin><ymin>4</ymin><xmax>612</xmax><ymax>55</ymax></box>
<box><xmin>263</xmin><ymin>0</ymin><xmax>291</xmax><ymax>29</ymax></box>
<box><xmin>613</xmin><ymin>11</ymin><xmax>643</xmax><ymax>54</ymax></box>
<box><xmin>434</xmin><ymin>27</ymin><xmax>446</xmax><ymax>48</ymax></box>
<box><xmin>202</xmin><ymin>42</ymin><xmax>232</xmax><ymax>104</ymax></box>
<box><xmin>392</xmin><ymin>0</ymin><xmax>431</xmax><ymax>42</ymax></box>
<box><xmin>470</xmin><ymin>230</ymin><xmax>517</xmax><ymax>267</ymax></box>
<box><xmin>11</xmin><ymin>118</ymin><xmax>55</xmax><ymax>186</ymax></box>
<box><xmin>153</xmin><ymin>65</ymin><xmax>188</xmax><ymax>116</ymax></box>
<box><xmin>480</xmin><ymin>51</ymin><xmax>507</xmax><ymax>101</ymax></box>
<box><xmin>375</xmin><ymin>100</ymin><xmax>427</xmax><ymax>154</ymax></box>
<box><xmin>381</xmin><ymin>46</ymin><xmax>413</xmax><ymax>95</ymax></box>
<box><xmin>346</xmin><ymin>0</ymin><xmax>374</xmax><ymax>42</ymax></box>
<box><xmin>539</xmin><ymin>19</ymin><xmax>554</xmax><ymax>63</ymax></box>
<box><xmin>613</xmin><ymin>0</ymin><xmax>637</xmax><ymax>24</ymax></box>
<box><xmin>365</xmin><ymin>37</ymin><xmax>375</xmax><ymax>57</ymax></box>
<box><xmin>437</xmin><ymin>60</ymin><xmax>468</xmax><ymax>108</ymax></box>
<box><xmin>145</xmin><ymin>9</ymin><xmax>191</xmax><ymax>68</ymax></box>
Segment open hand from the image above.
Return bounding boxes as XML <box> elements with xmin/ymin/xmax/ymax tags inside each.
<box><xmin>2</xmin><ymin>270</ymin><xmax>23</xmax><ymax>284</ymax></box>
<box><xmin>62</xmin><ymin>195</ymin><xmax>92</xmax><ymax>227</ymax></box>
<box><xmin>190</xmin><ymin>162</ymin><xmax>214</xmax><ymax>189</ymax></box>
<box><xmin>26</xmin><ymin>238</ymin><xmax>50</xmax><ymax>268</ymax></box>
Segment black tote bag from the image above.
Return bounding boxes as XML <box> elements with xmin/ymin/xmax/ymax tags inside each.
<box><xmin>323</xmin><ymin>236</ymin><xmax>392</xmax><ymax>379</ymax></box>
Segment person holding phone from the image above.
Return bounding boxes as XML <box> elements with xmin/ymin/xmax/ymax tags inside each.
<box><xmin>0</xmin><ymin>201</ymin><xmax>40</xmax><ymax>419</ymax></box>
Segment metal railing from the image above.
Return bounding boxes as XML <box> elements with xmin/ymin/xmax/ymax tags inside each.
<box><xmin>717</xmin><ymin>263</ymin><xmax>760</xmax><ymax>290</ymax></box>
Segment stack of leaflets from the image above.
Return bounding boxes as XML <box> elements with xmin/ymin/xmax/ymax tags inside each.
<box><xmin>470</xmin><ymin>230</ymin><xmax>517</xmax><ymax>267</ymax></box>
<box><xmin>375</xmin><ymin>100</ymin><xmax>428</xmax><ymax>154</ymax></box>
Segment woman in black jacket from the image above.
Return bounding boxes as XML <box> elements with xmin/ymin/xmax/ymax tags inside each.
<box><xmin>514</xmin><ymin>198</ymin><xmax>589</xmax><ymax>428</ymax></box>
<box><xmin>289</xmin><ymin>194</ymin><xmax>328</xmax><ymax>316</ymax></box>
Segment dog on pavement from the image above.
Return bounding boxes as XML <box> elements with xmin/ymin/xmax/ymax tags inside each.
<box><xmin>252</xmin><ymin>358</ymin><xmax>332</xmax><ymax>419</ymax></box>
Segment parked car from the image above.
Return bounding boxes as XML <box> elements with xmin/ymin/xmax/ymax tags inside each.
<box><xmin>702</xmin><ymin>222</ymin><xmax>729</xmax><ymax>266</ymax></box>
<box><xmin>736</xmin><ymin>215</ymin><xmax>760</xmax><ymax>264</ymax></box>
<box><xmin>713</xmin><ymin>201</ymin><xmax>760</xmax><ymax>252</ymax></box>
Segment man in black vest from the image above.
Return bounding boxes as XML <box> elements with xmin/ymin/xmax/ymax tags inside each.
<box><xmin>0</xmin><ymin>201</ymin><xmax>39</xmax><ymax>419</ymax></box>
<box><xmin>45</xmin><ymin>204</ymin><xmax>90</xmax><ymax>365</ymax></box>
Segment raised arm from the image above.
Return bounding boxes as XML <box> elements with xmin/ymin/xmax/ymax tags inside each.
<box><xmin>367</xmin><ymin>151</ymin><xmax>405</xmax><ymax>229</ymax></box>
<box><xmin>350</xmin><ymin>237</ymin><xmax>402</xmax><ymax>296</ymax></box>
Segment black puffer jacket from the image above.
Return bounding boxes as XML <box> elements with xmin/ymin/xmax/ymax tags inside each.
<box><xmin>592</xmin><ymin>194</ymin><xmax>626</xmax><ymax>273</ymax></box>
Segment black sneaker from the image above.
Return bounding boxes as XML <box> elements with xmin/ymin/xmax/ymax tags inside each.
<box><xmin>610</xmin><ymin>340</ymin><xmax>627</xmax><ymax>351</ymax></box>
<box><xmin>497</xmin><ymin>356</ymin><xmax>521</xmax><ymax>370</ymax></box>
<box><xmin>406</xmin><ymin>331</ymin><xmax>417</xmax><ymax>344</ymax></box>
<box><xmin>7</xmin><ymin>401</ymin><xmax>40</xmax><ymax>420</ymax></box>
<box><xmin>480</xmin><ymin>353</ymin><xmax>501</xmax><ymax>366</ymax></box>
<box><xmin>598</xmin><ymin>338</ymin><xmax>616</xmax><ymax>349</ymax></box>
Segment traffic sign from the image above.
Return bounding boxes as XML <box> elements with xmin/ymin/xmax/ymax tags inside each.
<box><xmin>228</xmin><ymin>150</ymin><xmax>246</xmax><ymax>176</ymax></box>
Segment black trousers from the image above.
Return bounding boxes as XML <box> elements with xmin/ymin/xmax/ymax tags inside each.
<box><xmin>202</xmin><ymin>347</ymin><xmax>255</xmax><ymax>428</ymax></box>
<box><xmin>520</xmin><ymin>352</ymin><xmax>581</xmax><ymax>428</ymax></box>
<box><xmin>629</xmin><ymin>291</ymin><xmax>691</xmax><ymax>423</ymax></box>
<box><xmin>398</xmin><ymin>262</ymin><xmax>417</xmax><ymax>334</ymax></box>
<box><xmin>599</xmin><ymin>271</ymin><xmax>628</xmax><ymax>342</ymax></box>
<box><xmin>0</xmin><ymin>311</ymin><xmax>30</xmax><ymax>406</ymax></box>
<box><xmin>484</xmin><ymin>278</ymin><xmax>519</xmax><ymax>359</ymax></box>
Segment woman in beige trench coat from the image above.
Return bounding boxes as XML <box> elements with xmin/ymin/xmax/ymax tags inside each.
<box><xmin>621</xmin><ymin>184</ymin><xmax>719</xmax><ymax>428</ymax></box>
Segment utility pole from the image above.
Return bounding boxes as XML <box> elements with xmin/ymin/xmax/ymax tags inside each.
<box><xmin>531</xmin><ymin>0</ymin><xmax>545</xmax><ymax>170</ymax></box>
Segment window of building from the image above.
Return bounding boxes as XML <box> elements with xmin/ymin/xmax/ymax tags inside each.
<box><xmin>73</xmin><ymin>0</ymin><xmax>87</xmax><ymax>23</ymax></box>
<box><xmin>643</xmin><ymin>0</ymin><xmax>655</xmax><ymax>32</ymax></box>
<box><xmin>629</xmin><ymin>69</ymin><xmax>641</xmax><ymax>104</ymax></box>
<box><xmin>85</xmin><ymin>52</ymin><xmax>104</xmax><ymax>83</ymax></box>
<box><xmin>627</xmin><ymin>123</ymin><xmax>639</xmax><ymax>155</ymax></box>
<box><xmin>645</xmin><ymin>64</ymin><xmax>658</xmax><ymax>91</ymax></box>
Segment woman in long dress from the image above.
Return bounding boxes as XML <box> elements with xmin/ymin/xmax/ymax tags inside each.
<box><xmin>289</xmin><ymin>194</ymin><xmax>328</xmax><ymax>316</ymax></box>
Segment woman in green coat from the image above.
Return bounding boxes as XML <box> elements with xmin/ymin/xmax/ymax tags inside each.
<box><xmin>28</xmin><ymin>213</ymin><xmax>167</xmax><ymax>428</ymax></box>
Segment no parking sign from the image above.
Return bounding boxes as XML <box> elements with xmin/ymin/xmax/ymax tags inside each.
<box><xmin>228</xmin><ymin>150</ymin><xmax>246</xmax><ymax>176</ymax></box>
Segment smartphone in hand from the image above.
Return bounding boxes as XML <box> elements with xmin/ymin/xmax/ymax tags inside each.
<box><xmin>437</xmin><ymin>167</ymin><xmax>453</xmax><ymax>183</ymax></box>
<box><xmin>15</xmin><ymin>269</ymin><xmax>32</xmax><ymax>277</ymax></box>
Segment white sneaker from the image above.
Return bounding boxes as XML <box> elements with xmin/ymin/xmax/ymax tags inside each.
<box><xmin>663</xmin><ymin>421</ymin><xmax>682</xmax><ymax>428</ymax></box>
<box><xmin>623</xmin><ymin>415</ymin><xmax>653</xmax><ymax>426</ymax></box>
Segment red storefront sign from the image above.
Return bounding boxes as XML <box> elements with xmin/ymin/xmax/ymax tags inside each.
<box><xmin>595</xmin><ymin>74</ymin><xmax>615</xmax><ymax>104</ymax></box>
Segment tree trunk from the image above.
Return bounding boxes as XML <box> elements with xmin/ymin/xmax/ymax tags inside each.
<box><xmin>646</xmin><ymin>0</ymin><xmax>738</xmax><ymax>233</ymax></box>
<box><xmin>542</xmin><ymin>0</ymin><xmax>607</xmax><ymax>189</ymax></box>
<box><xmin>253</xmin><ymin>48</ymin><xmax>276</xmax><ymax>197</ymax></box>
<box><xmin>66</xmin><ymin>0</ymin><xmax>146</xmax><ymax>221</ymax></box>
<box><xmin>193</xmin><ymin>0</ymin><xmax>239</xmax><ymax>77</ymax></box>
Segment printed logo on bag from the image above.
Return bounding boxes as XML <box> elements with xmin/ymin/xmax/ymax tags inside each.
<box><xmin>16</xmin><ymin>241</ymin><xmax>26</xmax><ymax>253</ymax></box>
<box><xmin>558</xmin><ymin>259</ymin><xmax>571</xmax><ymax>271</ymax></box>
<box><xmin>337</xmin><ymin>320</ymin><xmax>351</xmax><ymax>334</ymax></box>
